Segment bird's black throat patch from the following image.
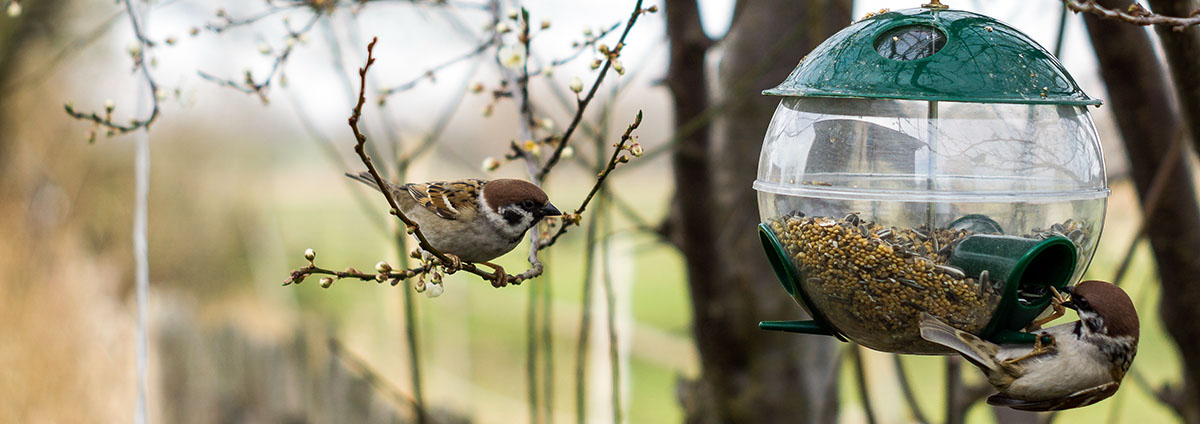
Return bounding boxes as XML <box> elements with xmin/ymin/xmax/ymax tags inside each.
<box><xmin>503</xmin><ymin>209</ymin><xmax>524</xmax><ymax>226</ymax></box>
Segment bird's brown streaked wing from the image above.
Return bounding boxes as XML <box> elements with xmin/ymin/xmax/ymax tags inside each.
<box><xmin>987</xmin><ymin>382</ymin><xmax>1120</xmax><ymax>411</ymax></box>
<box><xmin>405</xmin><ymin>179</ymin><xmax>484</xmax><ymax>220</ymax></box>
<box><xmin>918</xmin><ymin>312</ymin><xmax>1000</xmax><ymax>370</ymax></box>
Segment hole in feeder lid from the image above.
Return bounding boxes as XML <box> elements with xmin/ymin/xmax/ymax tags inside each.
<box><xmin>874</xmin><ymin>25</ymin><xmax>946</xmax><ymax>61</ymax></box>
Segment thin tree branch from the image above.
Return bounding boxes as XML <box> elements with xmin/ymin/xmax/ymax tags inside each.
<box><xmin>379</xmin><ymin>37</ymin><xmax>497</xmax><ymax>98</ymax></box>
<box><xmin>63</xmin><ymin>0</ymin><xmax>160</xmax><ymax>137</ymax></box>
<box><xmin>197</xmin><ymin>12</ymin><xmax>323</xmax><ymax>103</ymax></box>
<box><xmin>1111</xmin><ymin>127</ymin><xmax>1186</xmax><ymax>286</ymax></box>
<box><xmin>574</xmin><ymin>190</ymin><xmax>603</xmax><ymax>424</ymax></box>
<box><xmin>851</xmin><ymin>346</ymin><xmax>877</xmax><ymax>424</ymax></box>
<box><xmin>1054</xmin><ymin>1</ymin><xmax>1070</xmax><ymax>58</ymax></box>
<box><xmin>540</xmin><ymin>254</ymin><xmax>555</xmax><ymax>424</ymax></box>
<box><xmin>600</xmin><ymin>209</ymin><xmax>623</xmax><ymax>424</ymax></box>
<box><xmin>1064</xmin><ymin>0</ymin><xmax>1200</xmax><ymax>30</ymax></box>
<box><xmin>328</xmin><ymin>337</ymin><xmax>434</xmax><ymax>422</ymax></box>
<box><xmin>892</xmin><ymin>355</ymin><xmax>930</xmax><ymax>424</ymax></box>
<box><xmin>284</xmin><ymin>258</ymin><xmax>433</xmax><ymax>287</ymax></box>
<box><xmin>542</xmin><ymin>110</ymin><xmax>642</xmax><ymax>249</ymax></box>
<box><xmin>204</xmin><ymin>2</ymin><xmax>311</xmax><ymax>32</ymax></box>
<box><xmin>527</xmin><ymin>267</ymin><xmax>541</xmax><ymax>424</ymax></box>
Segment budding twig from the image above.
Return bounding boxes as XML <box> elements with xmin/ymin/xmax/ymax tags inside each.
<box><xmin>542</xmin><ymin>110</ymin><xmax>643</xmax><ymax>249</ymax></box>
<box><xmin>63</xmin><ymin>0</ymin><xmax>160</xmax><ymax>138</ymax></box>
<box><xmin>284</xmin><ymin>261</ymin><xmax>433</xmax><ymax>287</ymax></box>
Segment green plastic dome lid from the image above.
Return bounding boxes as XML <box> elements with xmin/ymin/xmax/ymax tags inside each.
<box><xmin>763</xmin><ymin>7</ymin><xmax>1101</xmax><ymax>105</ymax></box>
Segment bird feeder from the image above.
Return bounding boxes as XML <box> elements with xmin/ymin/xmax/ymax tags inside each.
<box><xmin>754</xmin><ymin>4</ymin><xmax>1108</xmax><ymax>354</ymax></box>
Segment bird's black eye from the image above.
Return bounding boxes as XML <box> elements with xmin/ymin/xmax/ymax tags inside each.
<box><xmin>521</xmin><ymin>200</ymin><xmax>536</xmax><ymax>209</ymax></box>
<box><xmin>1076</xmin><ymin>297</ymin><xmax>1091</xmax><ymax>310</ymax></box>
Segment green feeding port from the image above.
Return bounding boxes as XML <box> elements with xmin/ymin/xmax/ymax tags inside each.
<box><xmin>763</xmin><ymin>8</ymin><xmax>1100</xmax><ymax>105</ymax></box>
<box><xmin>948</xmin><ymin>235</ymin><xmax>1078</xmax><ymax>343</ymax></box>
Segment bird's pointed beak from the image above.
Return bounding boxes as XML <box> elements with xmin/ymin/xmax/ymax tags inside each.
<box><xmin>540</xmin><ymin>203</ymin><xmax>562</xmax><ymax>218</ymax></box>
<box><xmin>1061</xmin><ymin>285</ymin><xmax>1078</xmax><ymax>310</ymax></box>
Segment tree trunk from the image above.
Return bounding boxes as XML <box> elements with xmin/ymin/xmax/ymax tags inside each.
<box><xmin>1083</xmin><ymin>1</ymin><xmax>1200</xmax><ymax>422</ymax></box>
<box><xmin>667</xmin><ymin>0</ymin><xmax>852</xmax><ymax>422</ymax></box>
<box><xmin>1147</xmin><ymin>0</ymin><xmax>1200</xmax><ymax>155</ymax></box>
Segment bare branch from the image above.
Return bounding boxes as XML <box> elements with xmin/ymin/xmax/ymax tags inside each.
<box><xmin>1065</xmin><ymin>0</ymin><xmax>1200</xmax><ymax>30</ymax></box>
<box><xmin>851</xmin><ymin>346</ymin><xmax>878</xmax><ymax>424</ymax></box>
<box><xmin>204</xmin><ymin>2</ymin><xmax>311</xmax><ymax>33</ymax></box>
<box><xmin>892</xmin><ymin>355</ymin><xmax>930</xmax><ymax>424</ymax></box>
<box><xmin>378</xmin><ymin>37</ymin><xmax>497</xmax><ymax>98</ymax></box>
<box><xmin>327</xmin><ymin>337</ymin><xmax>434</xmax><ymax>422</ymax></box>
<box><xmin>197</xmin><ymin>12</ymin><xmax>323</xmax><ymax>103</ymax></box>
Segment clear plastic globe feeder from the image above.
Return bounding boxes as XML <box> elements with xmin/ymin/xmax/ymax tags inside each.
<box><xmin>754</xmin><ymin>6</ymin><xmax>1108</xmax><ymax>354</ymax></box>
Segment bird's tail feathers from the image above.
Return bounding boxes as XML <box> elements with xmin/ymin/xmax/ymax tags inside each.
<box><xmin>919</xmin><ymin>312</ymin><xmax>999</xmax><ymax>370</ymax></box>
<box><xmin>345</xmin><ymin>171</ymin><xmax>382</xmax><ymax>192</ymax></box>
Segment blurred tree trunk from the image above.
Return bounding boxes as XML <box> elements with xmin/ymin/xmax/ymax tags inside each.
<box><xmin>0</xmin><ymin>0</ymin><xmax>66</xmax><ymax>169</ymax></box>
<box><xmin>1083</xmin><ymin>1</ymin><xmax>1200</xmax><ymax>422</ymax></box>
<box><xmin>666</xmin><ymin>0</ymin><xmax>851</xmax><ymax>422</ymax></box>
<box><xmin>1147</xmin><ymin>0</ymin><xmax>1200</xmax><ymax>155</ymax></box>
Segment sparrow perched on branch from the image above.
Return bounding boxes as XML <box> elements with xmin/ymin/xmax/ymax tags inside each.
<box><xmin>347</xmin><ymin>174</ymin><xmax>561</xmax><ymax>278</ymax></box>
<box><xmin>919</xmin><ymin>280</ymin><xmax>1139</xmax><ymax>411</ymax></box>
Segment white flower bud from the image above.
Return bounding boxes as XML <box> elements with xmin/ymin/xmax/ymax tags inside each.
<box><xmin>427</xmin><ymin>283</ymin><xmax>444</xmax><ymax>298</ymax></box>
<box><xmin>498</xmin><ymin>45</ymin><xmax>525</xmax><ymax>69</ymax></box>
<box><xmin>506</xmin><ymin>8</ymin><xmax>518</xmax><ymax>19</ymax></box>
<box><xmin>6</xmin><ymin>1</ymin><xmax>21</xmax><ymax>17</ymax></box>
<box><xmin>304</xmin><ymin>248</ymin><xmax>316</xmax><ymax>261</ymax></box>
<box><xmin>257</xmin><ymin>43</ymin><xmax>271</xmax><ymax>55</ymax></box>
<box><xmin>613</xmin><ymin>60</ymin><xmax>625</xmax><ymax>75</ymax></box>
<box><xmin>569</xmin><ymin>77</ymin><xmax>583</xmax><ymax>93</ymax></box>
<box><xmin>376</xmin><ymin>261</ymin><xmax>391</xmax><ymax>273</ymax></box>
<box><xmin>104</xmin><ymin>99</ymin><xmax>115</xmax><ymax>112</ymax></box>
<box><xmin>629</xmin><ymin>143</ymin><xmax>643</xmax><ymax>157</ymax></box>
<box><xmin>482</xmin><ymin>157</ymin><xmax>501</xmax><ymax>172</ymax></box>
<box><xmin>319</xmin><ymin>277</ymin><xmax>334</xmax><ymax>288</ymax></box>
<box><xmin>496</xmin><ymin>22</ymin><xmax>511</xmax><ymax>33</ymax></box>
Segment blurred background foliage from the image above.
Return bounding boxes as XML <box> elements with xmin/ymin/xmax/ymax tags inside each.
<box><xmin>1</xmin><ymin>0</ymin><xmax>1198</xmax><ymax>423</ymax></box>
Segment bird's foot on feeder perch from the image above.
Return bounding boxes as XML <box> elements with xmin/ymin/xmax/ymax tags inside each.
<box><xmin>1003</xmin><ymin>333</ymin><xmax>1057</xmax><ymax>365</ymax></box>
